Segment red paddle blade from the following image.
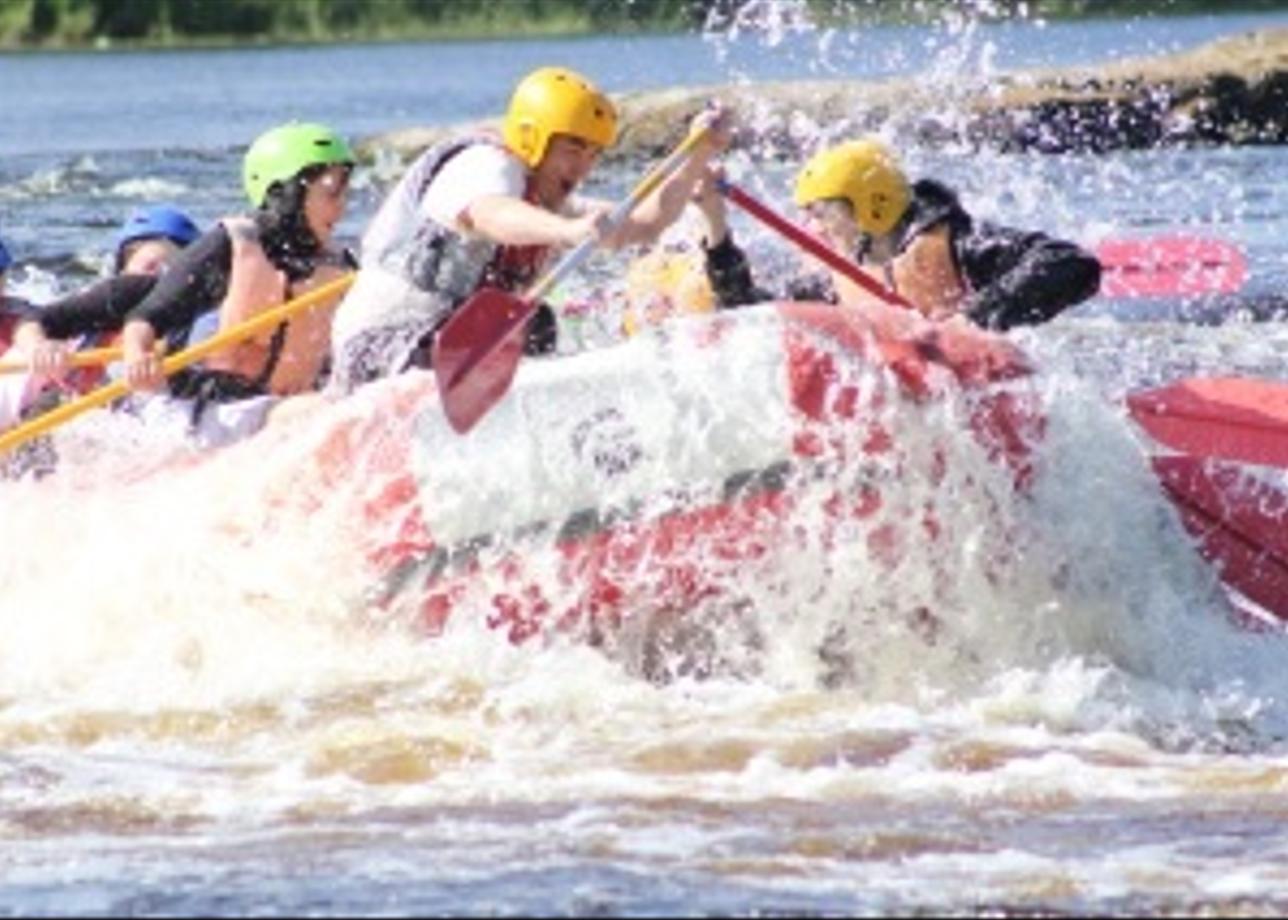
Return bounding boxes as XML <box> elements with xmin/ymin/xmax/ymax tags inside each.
<box><xmin>1127</xmin><ymin>377</ymin><xmax>1288</xmax><ymax>469</ymax></box>
<box><xmin>1096</xmin><ymin>236</ymin><xmax>1247</xmax><ymax>298</ymax></box>
<box><xmin>1152</xmin><ymin>454</ymin><xmax>1288</xmax><ymax>621</ymax></box>
<box><xmin>432</xmin><ymin>287</ymin><xmax>537</xmax><ymax>434</ymax></box>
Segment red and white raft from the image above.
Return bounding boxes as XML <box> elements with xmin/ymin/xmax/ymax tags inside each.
<box><xmin>285</xmin><ymin>302</ymin><xmax>1042</xmax><ymax>643</ymax></box>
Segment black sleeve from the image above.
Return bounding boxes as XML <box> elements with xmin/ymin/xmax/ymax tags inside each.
<box><xmin>37</xmin><ymin>274</ymin><xmax>157</xmax><ymax>339</ymax></box>
<box><xmin>704</xmin><ymin>232</ymin><xmax>837</xmax><ymax>308</ymax></box>
<box><xmin>127</xmin><ymin>225</ymin><xmax>233</xmax><ymax>335</ymax></box>
<box><xmin>956</xmin><ymin>223</ymin><xmax>1102</xmax><ymax>331</ymax></box>
<box><xmin>704</xmin><ymin>232</ymin><xmax>775</xmax><ymax>309</ymax></box>
<box><xmin>783</xmin><ymin>274</ymin><xmax>835</xmax><ymax>303</ymax></box>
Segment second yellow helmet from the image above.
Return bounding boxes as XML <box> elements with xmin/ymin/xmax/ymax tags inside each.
<box><xmin>502</xmin><ymin>67</ymin><xmax>619</xmax><ymax>168</ymax></box>
<box><xmin>794</xmin><ymin>138</ymin><xmax>911</xmax><ymax>237</ymax></box>
<box><xmin>621</xmin><ymin>247</ymin><xmax>715</xmax><ymax>337</ymax></box>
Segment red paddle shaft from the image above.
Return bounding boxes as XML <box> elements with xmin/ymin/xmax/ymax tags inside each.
<box><xmin>716</xmin><ymin>179</ymin><xmax>913</xmax><ymax>310</ymax></box>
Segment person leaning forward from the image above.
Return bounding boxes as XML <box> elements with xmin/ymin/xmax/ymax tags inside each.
<box><xmin>691</xmin><ymin>136</ymin><xmax>1102</xmax><ymax>330</ymax></box>
<box><xmin>8</xmin><ymin>205</ymin><xmax>203</xmax><ymax>396</ymax></box>
<box><xmin>328</xmin><ymin>65</ymin><xmax>732</xmax><ymax>394</ymax></box>
<box><xmin>117</xmin><ymin>122</ymin><xmax>356</xmax><ymax>449</ymax></box>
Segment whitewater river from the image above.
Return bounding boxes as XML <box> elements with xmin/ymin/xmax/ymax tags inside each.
<box><xmin>4</xmin><ymin>5</ymin><xmax>1288</xmax><ymax>915</ymax></box>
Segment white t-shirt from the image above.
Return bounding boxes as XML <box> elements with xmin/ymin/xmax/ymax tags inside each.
<box><xmin>360</xmin><ymin>143</ymin><xmax>529</xmax><ymax>270</ymax></box>
<box><xmin>361</xmin><ymin>140</ymin><xmax>591</xmax><ymax>268</ymax></box>
<box><xmin>420</xmin><ymin>144</ymin><xmax>529</xmax><ymax>231</ymax></box>
<box><xmin>344</xmin><ymin>143</ymin><xmax>532</xmax><ymax>345</ymax></box>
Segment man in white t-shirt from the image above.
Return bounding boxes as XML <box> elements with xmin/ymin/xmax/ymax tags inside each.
<box><xmin>329</xmin><ymin>65</ymin><xmax>730</xmax><ymax>393</ymax></box>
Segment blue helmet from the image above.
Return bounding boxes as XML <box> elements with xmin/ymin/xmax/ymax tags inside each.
<box><xmin>0</xmin><ymin>237</ymin><xmax>11</xmax><ymax>272</ymax></box>
<box><xmin>114</xmin><ymin>205</ymin><xmax>201</xmax><ymax>269</ymax></box>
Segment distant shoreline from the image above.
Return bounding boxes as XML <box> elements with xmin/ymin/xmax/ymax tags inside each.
<box><xmin>0</xmin><ymin>22</ymin><xmax>640</xmax><ymax>56</ymax></box>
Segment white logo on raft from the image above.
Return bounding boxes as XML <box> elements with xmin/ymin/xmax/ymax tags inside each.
<box><xmin>408</xmin><ymin>307</ymin><xmax>798</xmax><ymax>549</ymax></box>
<box><xmin>570</xmin><ymin>407</ymin><xmax>644</xmax><ymax>480</ymax></box>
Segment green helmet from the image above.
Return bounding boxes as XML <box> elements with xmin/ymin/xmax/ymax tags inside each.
<box><xmin>242</xmin><ymin>121</ymin><xmax>355</xmax><ymax>208</ymax></box>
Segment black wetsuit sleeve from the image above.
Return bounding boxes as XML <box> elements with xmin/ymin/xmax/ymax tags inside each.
<box><xmin>783</xmin><ymin>274</ymin><xmax>835</xmax><ymax>303</ymax></box>
<box><xmin>957</xmin><ymin>224</ymin><xmax>1102</xmax><ymax>331</ymax></box>
<box><xmin>37</xmin><ymin>274</ymin><xmax>157</xmax><ymax>339</ymax></box>
<box><xmin>126</xmin><ymin>225</ymin><xmax>233</xmax><ymax>335</ymax></box>
<box><xmin>704</xmin><ymin>233</ymin><xmax>773</xmax><ymax>308</ymax></box>
<box><xmin>704</xmin><ymin>232</ymin><xmax>837</xmax><ymax>307</ymax></box>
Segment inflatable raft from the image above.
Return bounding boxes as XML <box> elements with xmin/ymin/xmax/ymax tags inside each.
<box><xmin>286</xmin><ymin>301</ymin><xmax>1042</xmax><ymax>646</ymax></box>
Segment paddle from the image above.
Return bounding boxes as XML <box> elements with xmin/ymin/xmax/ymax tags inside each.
<box><xmin>1127</xmin><ymin>376</ymin><xmax>1288</xmax><ymax>469</ymax></box>
<box><xmin>432</xmin><ymin>126</ymin><xmax>713</xmax><ymax>435</ymax></box>
<box><xmin>1096</xmin><ymin>236</ymin><xmax>1247</xmax><ymax>298</ymax></box>
<box><xmin>715</xmin><ymin>179</ymin><xmax>1032</xmax><ymax>388</ymax></box>
<box><xmin>717</xmin><ymin>179</ymin><xmax>912</xmax><ymax>311</ymax></box>
<box><xmin>1128</xmin><ymin>377</ymin><xmax>1288</xmax><ymax>620</ymax></box>
<box><xmin>1151</xmin><ymin>454</ymin><xmax>1288</xmax><ymax>623</ymax></box>
<box><xmin>0</xmin><ymin>271</ymin><xmax>355</xmax><ymax>456</ymax></box>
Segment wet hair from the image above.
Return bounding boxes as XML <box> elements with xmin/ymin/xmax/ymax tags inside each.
<box><xmin>259</xmin><ymin>172</ymin><xmax>318</xmax><ymax>246</ymax></box>
<box><xmin>254</xmin><ymin>163</ymin><xmax>350</xmax><ymax>279</ymax></box>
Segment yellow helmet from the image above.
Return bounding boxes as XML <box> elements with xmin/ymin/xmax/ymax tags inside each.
<box><xmin>502</xmin><ymin>67</ymin><xmax>619</xmax><ymax>168</ymax></box>
<box><xmin>793</xmin><ymin>138</ymin><xmax>911</xmax><ymax>237</ymax></box>
<box><xmin>621</xmin><ymin>248</ymin><xmax>715</xmax><ymax>337</ymax></box>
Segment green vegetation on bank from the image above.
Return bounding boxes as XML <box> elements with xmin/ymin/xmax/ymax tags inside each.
<box><xmin>0</xmin><ymin>0</ymin><xmax>698</xmax><ymax>47</ymax></box>
<box><xmin>0</xmin><ymin>0</ymin><xmax>1283</xmax><ymax>49</ymax></box>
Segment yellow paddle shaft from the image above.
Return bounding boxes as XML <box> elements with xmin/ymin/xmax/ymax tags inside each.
<box><xmin>0</xmin><ymin>343</ymin><xmax>165</xmax><ymax>375</ymax></box>
<box><xmin>0</xmin><ymin>271</ymin><xmax>355</xmax><ymax>456</ymax></box>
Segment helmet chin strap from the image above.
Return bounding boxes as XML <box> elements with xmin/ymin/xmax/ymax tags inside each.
<box><xmin>853</xmin><ymin>232</ymin><xmax>902</xmax><ymax>297</ymax></box>
<box><xmin>860</xmin><ymin>232</ymin><xmax>898</xmax><ymax>266</ymax></box>
<box><xmin>860</xmin><ymin>200</ymin><xmax>918</xmax><ymax>268</ymax></box>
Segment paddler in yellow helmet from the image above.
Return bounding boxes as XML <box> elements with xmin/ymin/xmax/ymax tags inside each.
<box><xmin>620</xmin><ymin>244</ymin><xmax>716</xmax><ymax>338</ymax></box>
<box><xmin>689</xmin><ymin>136</ymin><xmax>1101</xmax><ymax>330</ymax></box>
<box><xmin>330</xmin><ymin>66</ymin><xmax>732</xmax><ymax>392</ymax></box>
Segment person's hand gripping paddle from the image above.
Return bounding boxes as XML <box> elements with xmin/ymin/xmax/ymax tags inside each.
<box><xmin>432</xmin><ymin>123</ymin><xmax>716</xmax><ymax>434</ymax></box>
<box><xmin>0</xmin><ymin>272</ymin><xmax>355</xmax><ymax>457</ymax></box>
